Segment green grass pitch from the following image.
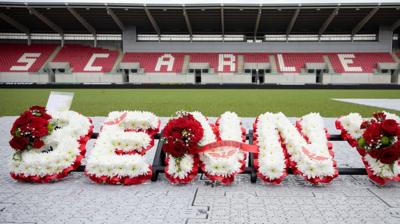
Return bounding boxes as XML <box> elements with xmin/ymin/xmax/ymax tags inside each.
<box><xmin>0</xmin><ymin>88</ymin><xmax>398</xmax><ymax>117</ymax></box>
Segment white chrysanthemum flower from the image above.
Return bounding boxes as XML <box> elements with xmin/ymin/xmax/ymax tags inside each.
<box><xmin>196</xmin><ymin>111</ymin><xmax>245</xmax><ymax>177</ymax></box>
<box><xmin>85</xmin><ymin>111</ymin><xmax>158</xmax><ymax>180</ymax></box>
<box><xmin>166</xmin><ymin>154</ymin><xmax>195</xmax><ymax>179</ymax></box>
<box><xmin>255</xmin><ymin>112</ymin><xmax>336</xmax><ymax>182</ymax></box>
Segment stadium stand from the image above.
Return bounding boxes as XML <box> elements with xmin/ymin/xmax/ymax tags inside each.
<box><xmin>0</xmin><ymin>44</ymin><xmax>57</xmax><ymax>72</ymax></box>
<box><xmin>189</xmin><ymin>53</ymin><xmax>238</xmax><ymax>73</ymax></box>
<box><xmin>122</xmin><ymin>53</ymin><xmax>185</xmax><ymax>73</ymax></box>
<box><xmin>52</xmin><ymin>44</ymin><xmax>118</xmax><ymax>73</ymax></box>
<box><xmin>0</xmin><ymin>1</ymin><xmax>398</xmax><ymax>85</ymax></box>
<box><xmin>328</xmin><ymin>53</ymin><xmax>395</xmax><ymax>73</ymax></box>
<box><xmin>242</xmin><ymin>53</ymin><xmax>269</xmax><ymax>63</ymax></box>
<box><xmin>274</xmin><ymin>53</ymin><xmax>325</xmax><ymax>73</ymax></box>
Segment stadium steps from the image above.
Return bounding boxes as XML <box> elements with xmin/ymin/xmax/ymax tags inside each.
<box><xmin>182</xmin><ymin>55</ymin><xmax>190</xmax><ymax>73</ymax></box>
<box><xmin>40</xmin><ymin>45</ymin><xmax>62</xmax><ymax>72</ymax></box>
<box><xmin>323</xmin><ymin>55</ymin><xmax>334</xmax><ymax>73</ymax></box>
<box><xmin>269</xmin><ymin>55</ymin><xmax>278</xmax><ymax>74</ymax></box>
<box><xmin>237</xmin><ymin>55</ymin><xmax>244</xmax><ymax>73</ymax></box>
<box><xmin>112</xmin><ymin>50</ymin><xmax>124</xmax><ymax>72</ymax></box>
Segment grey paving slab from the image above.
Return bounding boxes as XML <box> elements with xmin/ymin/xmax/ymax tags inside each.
<box><xmin>0</xmin><ymin>116</ymin><xmax>399</xmax><ymax>224</ymax></box>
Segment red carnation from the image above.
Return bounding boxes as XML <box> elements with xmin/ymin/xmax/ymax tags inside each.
<box><xmin>381</xmin><ymin>119</ymin><xmax>398</xmax><ymax>136</ymax></box>
<box><xmin>32</xmin><ymin>138</ymin><xmax>45</xmax><ymax>149</ymax></box>
<box><xmin>362</xmin><ymin>122</ymin><xmax>383</xmax><ymax>145</ymax></box>
<box><xmin>9</xmin><ymin>137</ymin><xmax>29</xmax><ymax>151</ymax></box>
<box><xmin>378</xmin><ymin>142</ymin><xmax>400</xmax><ymax>164</ymax></box>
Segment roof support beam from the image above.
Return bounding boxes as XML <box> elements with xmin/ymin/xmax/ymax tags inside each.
<box><xmin>351</xmin><ymin>6</ymin><xmax>380</xmax><ymax>38</ymax></box>
<box><xmin>391</xmin><ymin>19</ymin><xmax>400</xmax><ymax>31</ymax></box>
<box><xmin>67</xmin><ymin>7</ymin><xmax>97</xmax><ymax>46</ymax></box>
<box><xmin>106</xmin><ymin>7</ymin><xmax>124</xmax><ymax>31</ymax></box>
<box><xmin>286</xmin><ymin>7</ymin><xmax>300</xmax><ymax>38</ymax></box>
<box><xmin>183</xmin><ymin>6</ymin><xmax>192</xmax><ymax>40</ymax></box>
<box><xmin>0</xmin><ymin>12</ymin><xmax>31</xmax><ymax>45</ymax></box>
<box><xmin>144</xmin><ymin>6</ymin><xmax>160</xmax><ymax>39</ymax></box>
<box><xmin>221</xmin><ymin>5</ymin><xmax>224</xmax><ymax>41</ymax></box>
<box><xmin>318</xmin><ymin>7</ymin><xmax>339</xmax><ymax>38</ymax></box>
<box><xmin>27</xmin><ymin>7</ymin><xmax>64</xmax><ymax>46</ymax></box>
<box><xmin>253</xmin><ymin>6</ymin><xmax>262</xmax><ymax>41</ymax></box>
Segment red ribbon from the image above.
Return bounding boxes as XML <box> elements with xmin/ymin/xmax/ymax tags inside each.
<box><xmin>104</xmin><ymin>112</ymin><xmax>127</xmax><ymax>125</ymax></box>
<box><xmin>192</xmin><ymin>140</ymin><xmax>259</xmax><ymax>154</ymax></box>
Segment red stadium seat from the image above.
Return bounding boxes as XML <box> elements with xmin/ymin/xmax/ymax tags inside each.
<box><xmin>242</xmin><ymin>53</ymin><xmax>269</xmax><ymax>63</ymax></box>
<box><xmin>52</xmin><ymin>44</ymin><xmax>118</xmax><ymax>72</ymax></box>
<box><xmin>122</xmin><ymin>53</ymin><xmax>185</xmax><ymax>73</ymax></box>
<box><xmin>328</xmin><ymin>53</ymin><xmax>394</xmax><ymax>73</ymax></box>
<box><xmin>189</xmin><ymin>53</ymin><xmax>238</xmax><ymax>72</ymax></box>
<box><xmin>274</xmin><ymin>53</ymin><xmax>325</xmax><ymax>73</ymax></box>
<box><xmin>0</xmin><ymin>43</ymin><xmax>57</xmax><ymax>72</ymax></box>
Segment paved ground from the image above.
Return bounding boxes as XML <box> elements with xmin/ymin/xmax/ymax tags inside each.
<box><xmin>332</xmin><ymin>98</ymin><xmax>400</xmax><ymax>111</ymax></box>
<box><xmin>1</xmin><ymin>116</ymin><xmax>400</xmax><ymax>224</ymax></box>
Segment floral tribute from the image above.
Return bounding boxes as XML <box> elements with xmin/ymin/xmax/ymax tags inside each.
<box><xmin>163</xmin><ymin>111</ymin><xmax>251</xmax><ymax>185</ymax></box>
<box><xmin>85</xmin><ymin>111</ymin><xmax>160</xmax><ymax>185</ymax></box>
<box><xmin>253</xmin><ymin>112</ymin><xmax>338</xmax><ymax>185</ymax></box>
<box><xmin>9</xmin><ymin>106</ymin><xmax>93</xmax><ymax>183</ymax></box>
<box><xmin>336</xmin><ymin>111</ymin><xmax>400</xmax><ymax>185</ymax></box>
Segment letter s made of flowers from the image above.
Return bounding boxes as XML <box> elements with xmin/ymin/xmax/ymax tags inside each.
<box><xmin>10</xmin><ymin>106</ymin><xmax>93</xmax><ymax>183</ymax></box>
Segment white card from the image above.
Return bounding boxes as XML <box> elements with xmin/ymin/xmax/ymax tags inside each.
<box><xmin>46</xmin><ymin>91</ymin><xmax>74</xmax><ymax>113</ymax></box>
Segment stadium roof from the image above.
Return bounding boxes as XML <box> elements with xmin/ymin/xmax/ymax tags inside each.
<box><xmin>0</xmin><ymin>0</ymin><xmax>399</xmax><ymax>36</ymax></box>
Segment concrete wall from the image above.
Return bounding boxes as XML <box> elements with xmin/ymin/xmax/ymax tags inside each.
<box><xmin>322</xmin><ymin>74</ymin><xmax>391</xmax><ymax>84</ymax></box>
<box><xmin>1</xmin><ymin>72</ymin><xmax>397</xmax><ymax>84</ymax></box>
<box><xmin>123</xmin><ymin>26</ymin><xmax>137</xmax><ymax>53</ymax></box>
<box><xmin>201</xmin><ymin>74</ymin><xmax>251</xmax><ymax>84</ymax></box>
<box><xmin>0</xmin><ymin>73</ymin><xmax>49</xmax><ymax>83</ymax></box>
<box><xmin>129</xmin><ymin>74</ymin><xmax>195</xmax><ymax>84</ymax></box>
<box><xmin>264</xmin><ymin>74</ymin><xmax>316</xmax><ymax>84</ymax></box>
<box><xmin>55</xmin><ymin>73</ymin><xmax>124</xmax><ymax>83</ymax></box>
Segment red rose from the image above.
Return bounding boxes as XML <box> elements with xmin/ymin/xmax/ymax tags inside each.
<box><xmin>162</xmin><ymin>114</ymin><xmax>204</xmax><ymax>157</ymax></box>
<box><xmin>377</xmin><ymin>142</ymin><xmax>400</xmax><ymax>164</ymax></box>
<box><xmin>360</xmin><ymin>121</ymin><xmax>370</xmax><ymax>129</ymax></box>
<box><xmin>28</xmin><ymin>106</ymin><xmax>52</xmax><ymax>120</ymax></box>
<box><xmin>9</xmin><ymin>137</ymin><xmax>29</xmax><ymax>150</ymax></box>
<box><xmin>373</xmin><ymin>112</ymin><xmax>386</xmax><ymax>122</ymax></box>
<box><xmin>163</xmin><ymin>138</ymin><xmax>187</xmax><ymax>157</ymax></box>
<box><xmin>32</xmin><ymin>126</ymin><xmax>49</xmax><ymax>137</ymax></box>
<box><xmin>32</xmin><ymin>138</ymin><xmax>45</xmax><ymax>148</ymax></box>
<box><xmin>29</xmin><ymin>105</ymin><xmax>46</xmax><ymax>115</ymax></box>
<box><xmin>368</xmin><ymin>148</ymin><xmax>382</xmax><ymax>160</ymax></box>
<box><xmin>362</xmin><ymin>122</ymin><xmax>383</xmax><ymax>145</ymax></box>
<box><xmin>381</xmin><ymin>119</ymin><xmax>398</xmax><ymax>136</ymax></box>
<box><xmin>41</xmin><ymin>113</ymin><xmax>52</xmax><ymax>120</ymax></box>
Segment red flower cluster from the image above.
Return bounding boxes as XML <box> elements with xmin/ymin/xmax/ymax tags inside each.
<box><xmin>358</xmin><ymin>112</ymin><xmax>400</xmax><ymax>164</ymax></box>
<box><xmin>9</xmin><ymin>106</ymin><xmax>52</xmax><ymax>151</ymax></box>
<box><xmin>162</xmin><ymin>114</ymin><xmax>204</xmax><ymax>157</ymax></box>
